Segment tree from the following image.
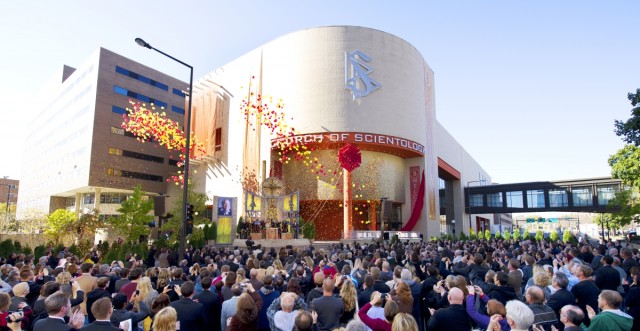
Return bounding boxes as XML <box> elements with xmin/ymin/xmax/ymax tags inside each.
<box><xmin>72</xmin><ymin>209</ymin><xmax>104</xmax><ymax>243</ymax></box>
<box><xmin>162</xmin><ymin>181</ymin><xmax>210</xmax><ymax>246</ymax></box>
<box><xmin>494</xmin><ymin>231</ymin><xmax>501</xmax><ymax>239</ymax></box>
<box><xmin>563</xmin><ymin>230</ymin><xmax>572</xmax><ymax>243</ymax></box>
<box><xmin>614</xmin><ymin>88</ymin><xmax>640</xmax><ymax>145</ymax></box>
<box><xmin>503</xmin><ymin>230</ymin><xmax>511</xmax><ymax>241</ymax></box>
<box><xmin>112</xmin><ymin>186</ymin><xmax>154</xmax><ymax>243</ymax></box>
<box><xmin>484</xmin><ymin>229</ymin><xmax>491</xmax><ymax>240</ymax></box>
<box><xmin>535</xmin><ymin>229</ymin><xmax>544</xmax><ymax>242</ymax></box>
<box><xmin>45</xmin><ymin>209</ymin><xmax>77</xmax><ymax>243</ymax></box>
<box><xmin>513</xmin><ymin>229</ymin><xmax>521</xmax><ymax>241</ymax></box>
<box><xmin>550</xmin><ymin>230</ymin><xmax>559</xmax><ymax>242</ymax></box>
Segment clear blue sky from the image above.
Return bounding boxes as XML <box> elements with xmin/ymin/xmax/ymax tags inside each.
<box><xmin>1</xmin><ymin>1</ymin><xmax>638</xmax><ymax>184</ymax></box>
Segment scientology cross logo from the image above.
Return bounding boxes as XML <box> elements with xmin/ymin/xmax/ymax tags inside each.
<box><xmin>344</xmin><ymin>51</ymin><xmax>381</xmax><ymax>100</ymax></box>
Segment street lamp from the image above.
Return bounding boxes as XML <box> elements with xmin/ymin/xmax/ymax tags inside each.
<box><xmin>135</xmin><ymin>38</ymin><xmax>193</xmax><ymax>259</ymax></box>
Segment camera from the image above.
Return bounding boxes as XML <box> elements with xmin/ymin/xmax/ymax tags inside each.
<box><xmin>6</xmin><ymin>312</ymin><xmax>23</xmax><ymax>323</ymax></box>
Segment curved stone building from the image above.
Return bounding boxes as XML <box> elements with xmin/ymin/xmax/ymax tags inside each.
<box><xmin>188</xmin><ymin>26</ymin><xmax>492</xmax><ymax>240</ymax></box>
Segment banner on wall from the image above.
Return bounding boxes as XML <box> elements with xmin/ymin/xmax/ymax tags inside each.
<box><xmin>217</xmin><ymin>217</ymin><xmax>233</xmax><ymax>244</ymax></box>
<box><xmin>283</xmin><ymin>192</ymin><xmax>299</xmax><ymax>212</ymax></box>
<box><xmin>410</xmin><ymin>166</ymin><xmax>421</xmax><ymax>210</ymax></box>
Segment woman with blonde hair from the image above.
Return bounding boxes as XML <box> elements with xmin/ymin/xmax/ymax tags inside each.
<box><xmin>338</xmin><ymin>277</ymin><xmax>357</xmax><ymax>325</ymax></box>
<box><xmin>391</xmin><ymin>312</ymin><xmax>418</xmax><ymax>331</ymax></box>
<box><xmin>136</xmin><ymin>277</ymin><xmax>158</xmax><ymax>331</ymax></box>
<box><xmin>156</xmin><ymin>268</ymin><xmax>171</xmax><ymax>290</ymax></box>
<box><xmin>273</xmin><ymin>259</ymin><xmax>284</xmax><ymax>271</ymax></box>
<box><xmin>151</xmin><ymin>306</ymin><xmax>177</xmax><ymax>331</ymax></box>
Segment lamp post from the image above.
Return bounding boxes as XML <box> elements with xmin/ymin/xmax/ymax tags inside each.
<box><xmin>466</xmin><ymin>180</ymin><xmax>486</xmax><ymax>235</ymax></box>
<box><xmin>135</xmin><ymin>38</ymin><xmax>193</xmax><ymax>259</ymax></box>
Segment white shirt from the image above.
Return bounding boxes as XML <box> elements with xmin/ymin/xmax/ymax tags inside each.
<box><xmin>274</xmin><ymin>310</ymin><xmax>298</xmax><ymax>331</ymax></box>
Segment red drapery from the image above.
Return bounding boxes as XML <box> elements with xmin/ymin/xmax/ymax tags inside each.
<box><xmin>401</xmin><ymin>170</ymin><xmax>425</xmax><ymax>231</ymax></box>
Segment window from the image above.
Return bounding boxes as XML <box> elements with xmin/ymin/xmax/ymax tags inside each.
<box><xmin>572</xmin><ymin>186</ymin><xmax>592</xmax><ymax>206</ymax></box>
<box><xmin>115</xmin><ymin>66</ymin><xmax>168</xmax><ymax>91</ymax></box>
<box><xmin>487</xmin><ymin>193</ymin><xmax>502</xmax><ymax>207</ymax></box>
<box><xmin>597</xmin><ymin>185</ymin><xmax>616</xmax><ymax>206</ymax></box>
<box><xmin>168</xmin><ymin>159</ymin><xmax>180</xmax><ymax>166</ymax></box>
<box><xmin>111</xmin><ymin>126</ymin><xmax>124</xmax><ymax>135</ymax></box>
<box><xmin>172</xmin><ymin>106</ymin><xmax>185</xmax><ymax>114</ymax></box>
<box><xmin>113</xmin><ymin>85</ymin><xmax>168</xmax><ymax>108</ymax></box>
<box><xmin>173</xmin><ymin>88</ymin><xmax>186</xmax><ymax>97</ymax></box>
<box><xmin>215</xmin><ymin>127</ymin><xmax>222</xmax><ymax>151</ymax></box>
<box><xmin>108</xmin><ymin>147</ymin><xmax>123</xmax><ymax>156</ymax></box>
<box><xmin>506</xmin><ymin>191</ymin><xmax>523</xmax><ymax>208</ymax></box>
<box><xmin>109</xmin><ymin>147</ymin><xmax>164</xmax><ymax>163</ymax></box>
<box><xmin>100</xmin><ymin>193</ymin><xmax>128</xmax><ymax>204</ymax></box>
<box><xmin>107</xmin><ymin>168</ymin><xmax>163</xmax><ymax>182</ymax></box>
<box><xmin>527</xmin><ymin>189</ymin><xmax>545</xmax><ymax>208</ymax></box>
<box><xmin>549</xmin><ymin>189</ymin><xmax>568</xmax><ymax>207</ymax></box>
<box><xmin>470</xmin><ymin>194</ymin><xmax>483</xmax><ymax>207</ymax></box>
<box><xmin>83</xmin><ymin>194</ymin><xmax>95</xmax><ymax>204</ymax></box>
<box><xmin>112</xmin><ymin>105</ymin><xmax>127</xmax><ymax>115</ymax></box>
<box><xmin>122</xmin><ymin>150</ymin><xmax>164</xmax><ymax>164</ymax></box>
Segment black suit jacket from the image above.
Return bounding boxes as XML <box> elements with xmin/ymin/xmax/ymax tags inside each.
<box><xmin>80</xmin><ymin>320</ymin><xmax>121</xmax><ymax>331</ymax></box>
<box><xmin>33</xmin><ymin>317</ymin><xmax>73</xmax><ymax>331</ymax></box>
<box><xmin>426</xmin><ymin>304</ymin><xmax>471</xmax><ymax>331</ymax></box>
<box><xmin>193</xmin><ymin>289</ymin><xmax>221</xmax><ymax>331</ymax></box>
<box><xmin>594</xmin><ymin>265</ymin><xmax>621</xmax><ymax>291</ymax></box>
<box><xmin>547</xmin><ymin>288</ymin><xmax>575</xmax><ymax>319</ymax></box>
<box><xmin>170</xmin><ymin>297</ymin><xmax>206</xmax><ymax>331</ymax></box>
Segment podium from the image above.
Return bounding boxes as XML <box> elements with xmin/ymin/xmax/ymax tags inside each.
<box><xmin>281</xmin><ymin>233</ymin><xmax>293</xmax><ymax>240</ymax></box>
<box><xmin>251</xmin><ymin>232</ymin><xmax>262</xmax><ymax>240</ymax></box>
<box><xmin>266</xmin><ymin>228</ymin><xmax>279</xmax><ymax>240</ymax></box>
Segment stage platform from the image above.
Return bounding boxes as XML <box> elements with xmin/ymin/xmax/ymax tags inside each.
<box><xmin>233</xmin><ymin>238</ymin><xmax>311</xmax><ymax>248</ymax></box>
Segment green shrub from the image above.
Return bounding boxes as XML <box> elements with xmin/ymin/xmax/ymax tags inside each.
<box><xmin>13</xmin><ymin>241</ymin><xmax>21</xmax><ymax>253</ymax></box>
<box><xmin>485</xmin><ymin>229</ymin><xmax>491</xmax><ymax>240</ymax></box>
<box><xmin>503</xmin><ymin>230</ymin><xmax>511</xmax><ymax>241</ymax></box>
<box><xmin>494</xmin><ymin>231</ymin><xmax>501</xmax><ymax>239</ymax></box>
<box><xmin>22</xmin><ymin>246</ymin><xmax>32</xmax><ymax>256</ymax></box>
<box><xmin>34</xmin><ymin>245</ymin><xmax>47</xmax><ymax>259</ymax></box>
<box><xmin>513</xmin><ymin>230</ymin><xmax>521</xmax><ymax>241</ymax></box>
<box><xmin>0</xmin><ymin>240</ymin><xmax>14</xmax><ymax>257</ymax></box>
<box><xmin>459</xmin><ymin>232</ymin><xmax>468</xmax><ymax>241</ymax></box>
<box><xmin>550</xmin><ymin>231</ymin><xmax>559</xmax><ymax>242</ymax></box>
<box><xmin>535</xmin><ymin>230</ymin><xmax>544</xmax><ymax>242</ymax></box>
<box><xmin>477</xmin><ymin>231</ymin><xmax>484</xmax><ymax>240</ymax></box>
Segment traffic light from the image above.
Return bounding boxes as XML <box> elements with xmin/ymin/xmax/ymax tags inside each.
<box><xmin>185</xmin><ymin>204</ymin><xmax>195</xmax><ymax>235</ymax></box>
<box><xmin>187</xmin><ymin>204</ymin><xmax>194</xmax><ymax>221</ymax></box>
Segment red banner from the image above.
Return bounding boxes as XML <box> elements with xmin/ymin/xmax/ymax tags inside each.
<box><xmin>410</xmin><ymin>166</ymin><xmax>421</xmax><ymax>210</ymax></box>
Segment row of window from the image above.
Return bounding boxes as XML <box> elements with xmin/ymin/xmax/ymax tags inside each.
<box><xmin>470</xmin><ymin>185</ymin><xmax>617</xmax><ymax>209</ymax></box>
<box><xmin>107</xmin><ymin>168</ymin><xmax>163</xmax><ymax>183</ymax></box>
<box><xmin>110</xmin><ymin>127</ymin><xmax>181</xmax><ymax>166</ymax></box>
<box><xmin>116</xmin><ymin>66</ymin><xmax>169</xmax><ymax>91</ymax></box>
<box><xmin>66</xmin><ymin>193</ymin><xmax>135</xmax><ymax>207</ymax></box>
<box><xmin>114</xmin><ymin>86</ymin><xmax>168</xmax><ymax>109</ymax></box>
<box><xmin>108</xmin><ymin>147</ymin><xmax>164</xmax><ymax>164</ymax></box>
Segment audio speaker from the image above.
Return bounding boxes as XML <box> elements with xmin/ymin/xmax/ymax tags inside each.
<box><xmin>381</xmin><ymin>200</ymin><xmax>393</xmax><ymax>219</ymax></box>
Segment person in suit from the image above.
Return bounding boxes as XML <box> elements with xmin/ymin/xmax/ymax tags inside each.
<box><xmin>110</xmin><ymin>293</ymin><xmax>149</xmax><ymax>328</ymax></box>
<box><xmin>76</xmin><ymin>263</ymin><xmax>98</xmax><ymax>319</ymax></box>
<box><xmin>170</xmin><ymin>281</ymin><xmax>206</xmax><ymax>331</ymax></box>
<box><xmin>620</xmin><ymin>248</ymin><xmax>639</xmax><ymax>278</ymax></box>
<box><xmin>547</xmin><ymin>272</ymin><xmax>575</xmax><ymax>321</ymax></box>
<box><xmin>85</xmin><ymin>277</ymin><xmax>112</xmax><ymax>323</ymax></box>
<box><xmin>33</xmin><ymin>292</ymin><xmax>84</xmax><ymax>331</ymax></box>
<box><xmin>218</xmin><ymin>199</ymin><xmax>232</xmax><ymax>216</ymax></box>
<box><xmin>426</xmin><ymin>287</ymin><xmax>471</xmax><ymax>331</ymax></box>
<box><xmin>193</xmin><ymin>276</ymin><xmax>221</xmax><ymax>331</ymax></box>
<box><xmin>594</xmin><ymin>255</ymin><xmax>621</xmax><ymax>291</ymax></box>
<box><xmin>80</xmin><ymin>297</ymin><xmax>120</xmax><ymax>331</ymax></box>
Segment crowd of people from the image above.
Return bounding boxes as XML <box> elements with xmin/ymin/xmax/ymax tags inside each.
<box><xmin>0</xmin><ymin>235</ymin><xmax>637</xmax><ymax>331</ymax></box>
